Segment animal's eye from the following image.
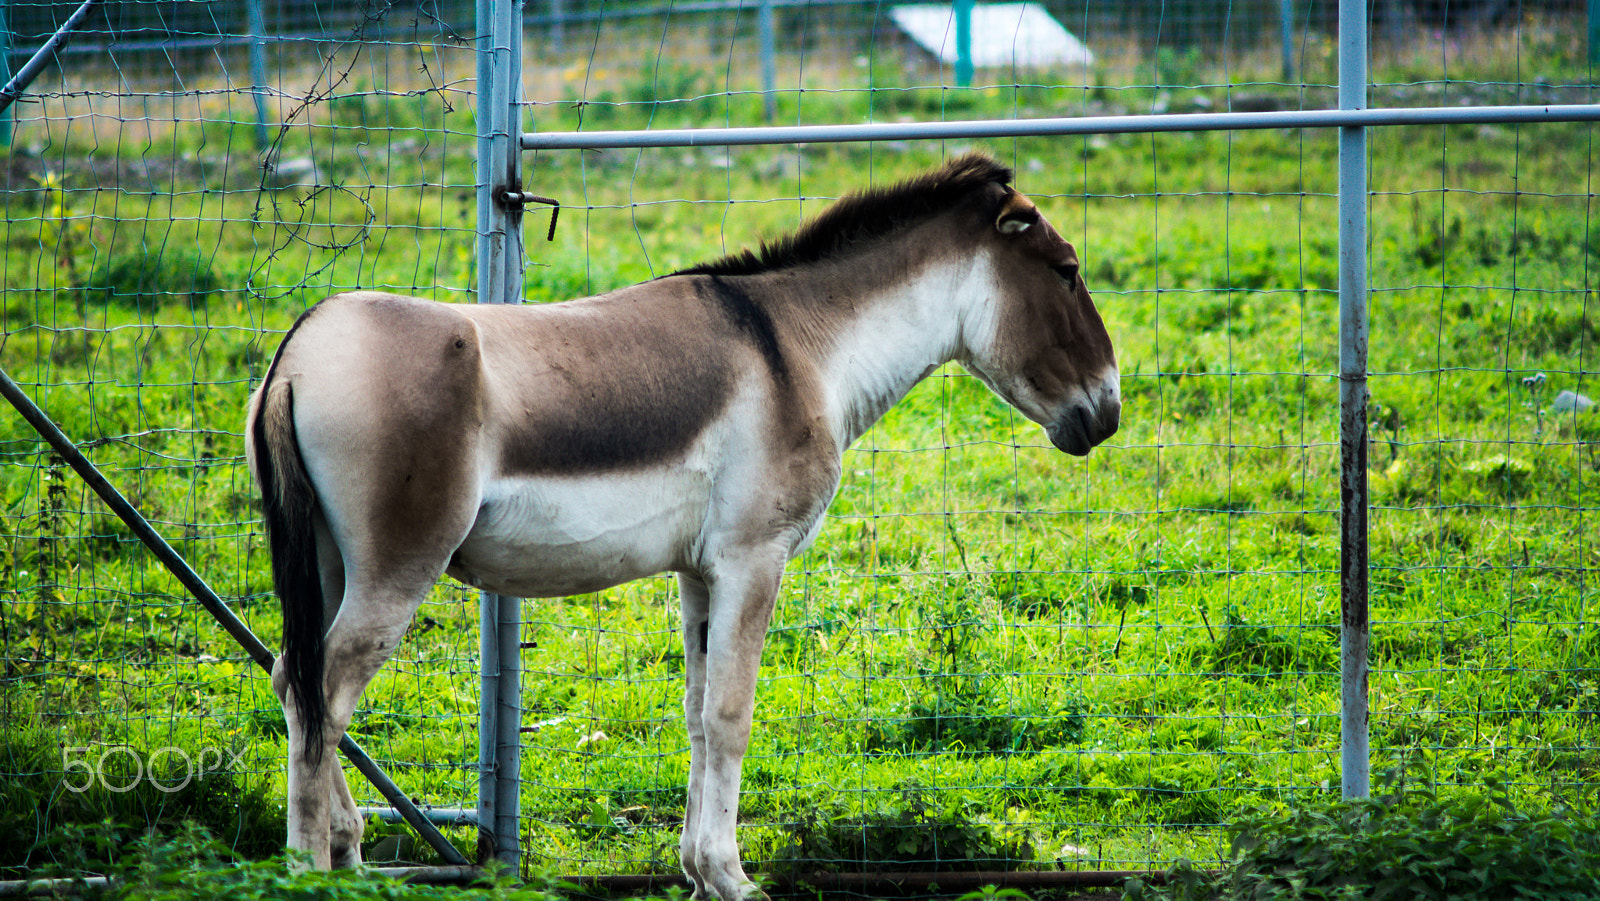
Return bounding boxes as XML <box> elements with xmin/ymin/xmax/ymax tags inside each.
<box><xmin>1053</xmin><ymin>263</ymin><xmax>1079</xmax><ymax>283</ymax></box>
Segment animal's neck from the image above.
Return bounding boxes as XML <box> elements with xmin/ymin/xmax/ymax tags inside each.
<box><xmin>815</xmin><ymin>254</ymin><xmax>993</xmax><ymax>449</ymax></box>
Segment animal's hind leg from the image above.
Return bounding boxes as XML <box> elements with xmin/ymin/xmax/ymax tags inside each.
<box><xmin>275</xmin><ymin>510</ymin><xmax>356</xmax><ymax>869</ymax></box>
<box><xmin>275</xmin><ymin>654</ymin><xmax>334</xmax><ymax>868</ymax></box>
<box><xmin>277</xmin><ymin>665</ymin><xmax>367</xmax><ymax>870</ymax></box>
<box><xmin>676</xmin><ymin>573</ymin><xmax>711</xmax><ymax>897</ymax></box>
<box><xmin>313</xmin><ymin>571</ymin><xmax>439</xmax><ymax>866</ymax></box>
<box><xmin>309</xmin><ymin>511</ymin><xmax>367</xmax><ymax>868</ymax></box>
<box><xmin>327</xmin><ymin>753</ymin><xmax>364</xmax><ymax>868</ymax></box>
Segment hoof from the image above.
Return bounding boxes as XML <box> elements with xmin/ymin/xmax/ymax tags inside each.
<box><xmin>692</xmin><ymin>875</ymin><xmax>768</xmax><ymax>901</ymax></box>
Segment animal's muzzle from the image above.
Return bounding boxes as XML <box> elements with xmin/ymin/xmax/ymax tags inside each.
<box><xmin>1047</xmin><ymin>397</ymin><xmax>1120</xmax><ymax>457</ymax></box>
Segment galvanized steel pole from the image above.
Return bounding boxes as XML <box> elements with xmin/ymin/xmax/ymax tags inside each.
<box><xmin>1337</xmin><ymin>0</ymin><xmax>1371</xmax><ymax>801</ymax></box>
<box><xmin>475</xmin><ymin>0</ymin><xmax>526</xmax><ymax>869</ymax></box>
<box><xmin>519</xmin><ymin>103</ymin><xmax>1600</xmax><ymax>150</ymax></box>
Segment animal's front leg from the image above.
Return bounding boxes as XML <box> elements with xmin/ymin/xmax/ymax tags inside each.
<box><xmin>677</xmin><ymin>573</ymin><xmax>712</xmax><ymax>898</ymax></box>
<box><xmin>689</xmin><ymin>560</ymin><xmax>783</xmax><ymax>901</ymax></box>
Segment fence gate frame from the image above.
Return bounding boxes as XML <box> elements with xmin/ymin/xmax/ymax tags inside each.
<box><xmin>476</xmin><ymin>0</ymin><xmax>1600</xmax><ymax>870</ymax></box>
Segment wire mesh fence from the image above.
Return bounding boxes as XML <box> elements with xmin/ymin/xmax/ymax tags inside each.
<box><xmin>2</xmin><ymin>0</ymin><xmax>1597</xmax><ymax>884</ymax></box>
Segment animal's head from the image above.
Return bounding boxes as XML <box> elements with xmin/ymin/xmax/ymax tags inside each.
<box><xmin>961</xmin><ymin>180</ymin><xmax>1120</xmax><ymax>456</ymax></box>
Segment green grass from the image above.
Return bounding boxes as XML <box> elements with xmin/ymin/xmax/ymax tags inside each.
<box><xmin>2</xmin><ymin>16</ymin><xmax>1599</xmax><ymax>895</ymax></box>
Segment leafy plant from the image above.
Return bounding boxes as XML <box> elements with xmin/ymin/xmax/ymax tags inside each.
<box><xmin>865</xmin><ymin>683</ymin><xmax>1087</xmax><ymax>757</ymax></box>
<box><xmin>1124</xmin><ymin>775</ymin><xmax>1600</xmax><ymax>901</ymax></box>
<box><xmin>0</xmin><ymin>730</ymin><xmax>283</xmax><ymax>878</ymax></box>
<box><xmin>93</xmin><ymin>825</ymin><xmax>554</xmax><ymax>901</ymax></box>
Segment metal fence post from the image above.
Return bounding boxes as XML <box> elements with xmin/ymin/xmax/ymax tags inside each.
<box><xmin>1337</xmin><ymin>0</ymin><xmax>1371</xmax><ymax>802</ymax></box>
<box><xmin>475</xmin><ymin>0</ymin><xmax>526</xmax><ymax>870</ymax></box>
<box><xmin>1592</xmin><ymin>0</ymin><xmax>1600</xmax><ymax>66</ymax></box>
<box><xmin>246</xmin><ymin>0</ymin><xmax>270</xmax><ymax>152</ymax></box>
<box><xmin>549</xmin><ymin>0</ymin><xmax>564</xmax><ymax>56</ymax></box>
<box><xmin>1</xmin><ymin>0</ymin><xmax>11</xmax><ymax>146</ymax></box>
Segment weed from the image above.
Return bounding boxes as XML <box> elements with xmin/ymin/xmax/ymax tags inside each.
<box><xmin>57</xmin><ymin>822</ymin><xmax>561</xmax><ymax>901</ymax></box>
<box><xmin>1123</xmin><ymin>773</ymin><xmax>1600</xmax><ymax>901</ymax></box>
<box><xmin>0</xmin><ymin>730</ymin><xmax>282</xmax><ymax>878</ymax></box>
<box><xmin>868</xmin><ymin>685</ymin><xmax>1089</xmax><ymax>757</ymax></box>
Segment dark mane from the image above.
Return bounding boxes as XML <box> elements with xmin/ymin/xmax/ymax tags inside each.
<box><xmin>672</xmin><ymin>153</ymin><xmax>1014</xmax><ymax>278</ymax></box>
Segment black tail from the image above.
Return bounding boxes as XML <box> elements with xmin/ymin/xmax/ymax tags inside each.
<box><xmin>250</xmin><ymin>372</ymin><xmax>328</xmax><ymax>766</ymax></box>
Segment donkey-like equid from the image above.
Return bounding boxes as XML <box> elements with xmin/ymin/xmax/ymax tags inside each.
<box><xmin>248</xmin><ymin>153</ymin><xmax>1118</xmax><ymax>899</ymax></box>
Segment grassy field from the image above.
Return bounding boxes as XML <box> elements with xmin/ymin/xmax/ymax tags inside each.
<box><xmin>2</xmin><ymin>13</ymin><xmax>1599</xmax><ymax>895</ymax></box>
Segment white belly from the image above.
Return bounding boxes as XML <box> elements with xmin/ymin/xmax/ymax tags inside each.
<box><xmin>448</xmin><ymin>469</ymin><xmax>710</xmax><ymax>597</ymax></box>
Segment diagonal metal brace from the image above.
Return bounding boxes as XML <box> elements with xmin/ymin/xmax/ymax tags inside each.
<box><xmin>0</xmin><ymin>0</ymin><xmax>103</xmax><ymax>117</ymax></box>
<box><xmin>0</xmin><ymin>366</ymin><xmax>470</xmax><ymax>867</ymax></box>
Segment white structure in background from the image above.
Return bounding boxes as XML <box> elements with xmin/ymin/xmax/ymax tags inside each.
<box><xmin>889</xmin><ymin>3</ymin><xmax>1095</xmax><ymax>70</ymax></box>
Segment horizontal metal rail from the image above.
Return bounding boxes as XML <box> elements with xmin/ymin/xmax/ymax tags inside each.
<box><xmin>525</xmin><ymin>0</ymin><xmax>864</xmax><ymax>28</ymax></box>
<box><xmin>357</xmin><ymin>806</ymin><xmax>480</xmax><ymax>827</ymax></box>
<box><xmin>522</xmin><ymin>102</ymin><xmax>1600</xmax><ymax>150</ymax></box>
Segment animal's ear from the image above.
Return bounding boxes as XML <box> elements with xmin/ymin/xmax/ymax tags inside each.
<box><xmin>995</xmin><ymin>192</ymin><xmax>1040</xmax><ymax>236</ymax></box>
<box><xmin>998</xmin><ymin>215</ymin><xmax>1033</xmax><ymax>236</ymax></box>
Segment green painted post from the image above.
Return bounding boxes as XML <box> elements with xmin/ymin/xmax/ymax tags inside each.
<box><xmin>1280</xmin><ymin>0</ymin><xmax>1295</xmax><ymax>82</ymax></box>
<box><xmin>1</xmin><ymin>0</ymin><xmax>12</xmax><ymax>146</ymax></box>
<box><xmin>1591</xmin><ymin>0</ymin><xmax>1600</xmax><ymax>66</ymax></box>
<box><xmin>760</xmin><ymin>0</ymin><xmax>775</xmax><ymax>122</ymax></box>
<box><xmin>954</xmin><ymin>0</ymin><xmax>973</xmax><ymax>88</ymax></box>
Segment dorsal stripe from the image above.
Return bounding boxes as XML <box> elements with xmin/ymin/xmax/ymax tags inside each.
<box><xmin>699</xmin><ymin>275</ymin><xmax>790</xmax><ymax>384</ymax></box>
